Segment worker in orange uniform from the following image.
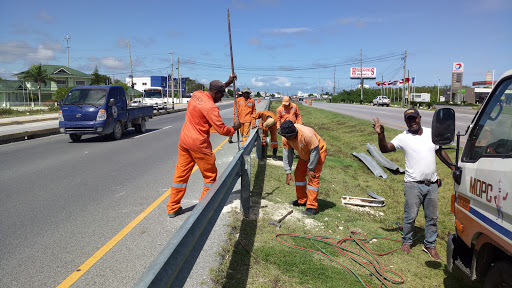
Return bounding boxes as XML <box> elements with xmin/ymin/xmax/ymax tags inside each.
<box><xmin>167</xmin><ymin>75</ymin><xmax>241</xmax><ymax>218</ymax></box>
<box><xmin>253</xmin><ymin>110</ymin><xmax>279</xmax><ymax>160</ymax></box>
<box><xmin>279</xmin><ymin>120</ymin><xmax>327</xmax><ymax>216</ymax></box>
<box><xmin>276</xmin><ymin>96</ymin><xmax>302</xmax><ymax>132</ymax></box>
<box><xmin>233</xmin><ymin>87</ymin><xmax>256</xmax><ymax>145</ymax></box>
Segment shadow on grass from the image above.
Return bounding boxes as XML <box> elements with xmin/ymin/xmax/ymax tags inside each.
<box><xmin>222</xmin><ymin>158</ymin><xmax>267</xmax><ymax>287</ymax></box>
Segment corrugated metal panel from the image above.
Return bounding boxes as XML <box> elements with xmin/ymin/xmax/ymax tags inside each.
<box><xmin>352</xmin><ymin>152</ymin><xmax>388</xmax><ymax>178</ymax></box>
<box><xmin>366</xmin><ymin>143</ymin><xmax>405</xmax><ymax>173</ymax></box>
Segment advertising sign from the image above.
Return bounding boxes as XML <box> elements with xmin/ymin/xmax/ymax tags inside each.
<box><xmin>350</xmin><ymin>67</ymin><xmax>376</xmax><ymax>79</ymax></box>
<box><xmin>453</xmin><ymin>62</ymin><xmax>464</xmax><ymax>73</ymax></box>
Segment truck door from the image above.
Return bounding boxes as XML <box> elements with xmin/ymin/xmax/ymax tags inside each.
<box><xmin>456</xmin><ymin>77</ymin><xmax>512</xmax><ymax>248</ymax></box>
<box><xmin>112</xmin><ymin>86</ymin><xmax>127</xmax><ymax>122</ymax></box>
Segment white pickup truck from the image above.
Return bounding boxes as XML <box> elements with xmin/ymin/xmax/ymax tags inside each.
<box><xmin>372</xmin><ymin>96</ymin><xmax>390</xmax><ymax>107</ymax></box>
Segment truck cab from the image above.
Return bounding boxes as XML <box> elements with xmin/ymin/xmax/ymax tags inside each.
<box><xmin>432</xmin><ymin>69</ymin><xmax>512</xmax><ymax>287</ymax></box>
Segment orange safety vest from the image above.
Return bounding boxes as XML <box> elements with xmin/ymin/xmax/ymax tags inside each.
<box><xmin>282</xmin><ymin>124</ymin><xmax>326</xmax><ymax>161</ymax></box>
<box><xmin>233</xmin><ymin>96</ymin><xmax>256</xmax><ymax>125</ymax></box>
<box><xmin>276</xmin><ymin>103</ymin><xmax>302</xmax><ymax>128</ymax></box>
<box><xmin>179</xmin><ymin>90</ymin><xmax>235</xmax><ymax>153</ymax></box>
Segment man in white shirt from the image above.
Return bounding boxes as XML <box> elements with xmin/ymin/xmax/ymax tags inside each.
<box><xmin>372</xmin><ymin>108</ymin><xmax>454</xmax><ymax>261</ymax></box>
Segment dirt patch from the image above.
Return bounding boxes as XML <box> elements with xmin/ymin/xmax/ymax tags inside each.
<box><xmin>222</xmin><ymin>199</ymin><xmax>322</xmax><ymax>228</ymax></box>
<box><xmin>342</xmin><ymin>203</ymin><xmax>384</xmax><ymax>217</ymax></box>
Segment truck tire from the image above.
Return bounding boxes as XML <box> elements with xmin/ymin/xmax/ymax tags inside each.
<box><xmin>111</xmin><ymin>121</ymin><xmax>123</xmax><ymax>140</ymax></box>
<box><xmin>69</xmin><ymin>134</ymin><xmax>82</xmax><ymax>142</ymax></box>
<box><xmin>135</xmin><ymin>119</ymin><xmax>146</xmax><ymax>133</ymax></box>
<box><xmin>483</xmin><ymin>260</ymin><xmax>512</xmax><ymax>288</ymax></box>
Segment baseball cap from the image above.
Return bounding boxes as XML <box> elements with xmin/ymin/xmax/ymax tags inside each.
<box><xmin>263</xmin><ymin>117</ymin><xmax>275</xmax><ymax>129</ymax></box>
<box><xmin>282</xmin><ymin>96</ymin><xmax>290</xmax><ymax>105</ymax></box>
<box><xmin>209</xmin><ymin>80</ymin><xmax>227</xmax><ymax>96</ymax></box>
<box><xmin>404</xmin><ymin>108</ymin><xmax>420</xmax><ymax>119</ymax></box>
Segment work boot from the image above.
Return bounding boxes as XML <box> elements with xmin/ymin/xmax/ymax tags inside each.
<box><xmin>290</xmin><ymin>200</ymin><xmax>306</xmax><ymax>207</ymax></box>
<box><xmin>168</xmin><ymin>207</ymin><xmax>183</xmax><ymax>218</ymax></box>
<box><xmin>400</xmin><ymin>243</ymin><xmax>411</xmax><ymax>254</ymax></box>
<box><xmin>423</xmin><ymin>245</ymin><xmax>441</xmax><ymax>261</ymax></box>
<box><xmin>272</xmin><ymin>148</ymin><xmax>278</xmax><ymax>161</ymax></box>
<box><xmin>302</xmin><ymin>208</ymin><xmax>318</xmax><ymax>216</ymax></box>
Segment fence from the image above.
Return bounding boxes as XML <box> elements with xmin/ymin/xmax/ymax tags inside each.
<box><xmin>134</xmin><ymin>101</ymin><xmax>270</xmax><ymax>287</ymax></box>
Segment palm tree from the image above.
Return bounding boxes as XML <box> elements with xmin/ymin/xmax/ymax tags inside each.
<box><xmin>21</xmin><ymin>64</ymin><xmax>56</xmax><ymax>107</ymax></box>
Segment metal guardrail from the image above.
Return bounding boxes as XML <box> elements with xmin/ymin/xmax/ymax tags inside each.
<box><xmin>352</xmin><ymin>152</ymin><xmax>388</xmax><ymax>178</ymax></box>
<box><xmin>366</xmin><ymin>143</ymin><xmax>404</xmax><ymax>173</ymax></box>
<box><xmin>134</xmin><ymin>101</ymin><xmax>270</xmax><ymax>288</ymax></box>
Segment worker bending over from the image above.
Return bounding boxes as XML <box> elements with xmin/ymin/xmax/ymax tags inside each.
<box><xmin>253</xmin><ymin>110</ymin><xmax>279</xmax><ymax>160</ymax></box>
<box><xmin>167</xmin><ymin>75</ymin><xmax>241</xmax><ymax>218</ymax></box>
<box><xmin>280</xmin><ymin>120</ymin><xmax>327</xmax><ymax>216</ymax></box>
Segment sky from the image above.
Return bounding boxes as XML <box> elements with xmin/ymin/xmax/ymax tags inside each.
<box><xmin>1</xmin><ymin>0</ymin><xmax>511</xmax><ymax>95</ymax></box>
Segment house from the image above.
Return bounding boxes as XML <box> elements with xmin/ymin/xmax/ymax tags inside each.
<box><xmin>0</xmin><ymin>65</ymin><xmax>92</xmax><ymax>106</ymax></box>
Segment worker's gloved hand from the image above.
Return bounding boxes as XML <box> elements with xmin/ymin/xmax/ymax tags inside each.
<box><xmin>277</xmin><ymin>127</ymin><xmax>281</xmax><ymax>134</ymax></box>
<box><xmin>252</xmin><ymin>125</ymin><xmax>257</xmax><ymax>129</ymax></box>
<box><xmin>286</xmin><ymin>173</ymin><xmax>293</xmax><ymax>185</ymax></box>
<box><xmin>233</xmin><ymin>120</ymin><xmax>241</xmax><ymax>131</ymax></box>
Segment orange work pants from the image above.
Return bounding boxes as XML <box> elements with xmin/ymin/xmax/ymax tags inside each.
<box><xmin>262</xmin><ymin>125</ymin><xmax>278</xmax><ymax>149</ymax></box>
<box><xmin>167</xmin><ymin>145</ymin><xmax>217</xmax><ymax>214</ymax></box>
<box><xmin>294</xmin><ymin>150</ymin><xmax>327</xmax><ymax>210</ymax></box>
<box><xmin>241</xmin><ymin>123</ymin><xmax>251</xmax><ymax>145</ymax></box>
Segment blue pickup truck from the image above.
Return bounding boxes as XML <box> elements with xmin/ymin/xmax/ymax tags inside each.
<box><xmin>59</xmin><ymin>85</ymin><xmax>153</xmax><ymax>142</ymax></box>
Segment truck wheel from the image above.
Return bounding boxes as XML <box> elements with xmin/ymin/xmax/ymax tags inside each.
<box><xmin>138</xmin><ymin>119</ymin><xmax>146</xmax><ymax>133</ymax></box>
<box><xmin>484</xmin><ymin>260</ymin><xmax>512</xmax><ymax>288</ymax></box>
<box><xmin>69</xmin><ymin>134</ymin><xmax>82</xmax><ymax>142</ymax></box>
<box><xmin>111</xmin><ymin>121</ymin><xmax>123</xmax><ymax>140</ymax></box>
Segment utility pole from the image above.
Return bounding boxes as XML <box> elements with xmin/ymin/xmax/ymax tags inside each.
<box><xmin>128</xmin><ymin>41</ymin><xmax>134</xmax><ymax>102</ymax></box>
<box><xmin>407</xmin><ymin>70</ymin><xmax>410</xmax><ymax>107</ymax></box>
<box><xmin>169</xmin><ymin>52</ymin><xmax>175</xmax><ymax>110</ymax></box>
<box><xmin>333</xmin><ymin>65</ymin><xmax>336</xmax><ymax>96</ymax></box>
<box><xmin>177</xmin><ymin>58</ymin><xmax>181</xmax><ymax>103</ymax></box>
<box><xmin>402</xmin><ymin>50</ymin><xmax>407</xmax><ymax>108</ymax></box>
<box><xmin>64</xmin><ymin>35</ymin><xmax>71</xmax><ymax>67</ymax></box>
<box><xmin>438</xmin><ymin>78</ymin><xmax>440</xmax><ymax>102</ymax></box>
<box><xmin>360</xmin><ymin>48</ymin><xmax>363</xmax><ymax>102</ymax></box>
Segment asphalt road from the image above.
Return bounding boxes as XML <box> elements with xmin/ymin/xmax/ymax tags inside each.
<box><xmin>0</xmin><ymin>101</ymin><xmax>246</xmax><ymax>288</ymax></box>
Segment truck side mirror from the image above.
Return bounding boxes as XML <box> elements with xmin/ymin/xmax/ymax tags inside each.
<box><xmin>108</xmin><ymin>99</ymin><xmax>116</xmax><ymax>107</ymax></box>
<box><xmin>58</xmin><ymin>100</ymin><xmax>63</xmax><ymax>106</ymax></box>
<box><xmin>432</xmin><ymin>108</ymin><xmax>455</xmax><ymax>145</ymax></box>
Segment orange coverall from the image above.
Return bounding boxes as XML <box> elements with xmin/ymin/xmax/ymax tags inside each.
<box><xmin>167</xmin><ymin>90</ymin><xmax>235</xmax><ymax>214</ymax></box>
<box><xmin>253</xmin><ymin>110</ymin><xmax>278</xmax><ymax>149</ymax></box>
<box><xmin>283</xmin><ymin>124</ymin><xmax>327</xmax><ymax>210</ymax></box>
<box><xmin>233</xmin><ymin>96</ymin><xmax>256</xmax><ymax>144</ymax></box>
<box><xmin>276</xmin><ymin>102</ymin><xmax>302</xmax><ymax>128</ymax></box>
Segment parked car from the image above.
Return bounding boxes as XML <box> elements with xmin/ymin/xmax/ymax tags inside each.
<box><xmin>372</xmin><ymin>96</ymin><xmax>391</xmax><ymax>107</ymax></box>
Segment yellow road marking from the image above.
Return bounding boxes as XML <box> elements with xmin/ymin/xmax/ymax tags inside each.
<box><xmin>57</xmin><ymin>137</ymin><xmax>230</xmax><ymax>287</ymax></box>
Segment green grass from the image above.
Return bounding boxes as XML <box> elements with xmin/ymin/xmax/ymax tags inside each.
<box><xmin>211</xmin><ymin>102</ymin><xmax>483</xmax><ymax>288</ymax></box>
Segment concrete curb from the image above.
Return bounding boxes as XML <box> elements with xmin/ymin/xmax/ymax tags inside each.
<box><xmin>0</xmin><ymin>108</ymin><xmax>188</xmax><ymax>145</ymax></box>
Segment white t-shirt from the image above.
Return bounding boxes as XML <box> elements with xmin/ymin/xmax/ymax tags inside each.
<box><xmin>391</xmin><ymin>127</ymin><xmax>439</xmax><ymax>182</ymax></box>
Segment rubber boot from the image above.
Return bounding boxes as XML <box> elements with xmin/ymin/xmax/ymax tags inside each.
<box><xmin>272</xmin><ymin>148</ymin><xmax>278</xmax><ymax>161</ymax></box>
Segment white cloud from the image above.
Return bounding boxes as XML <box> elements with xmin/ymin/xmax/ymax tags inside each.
<box><xmin>117</xmin><ymin>38</ymin><xmax>129</xmax><ymax>48</ymax></box>
<box><xmin>0</xmin><ymin>41</ymin><xmax>61</xmax><ymax>63</ymax></box>
<box><xmin>337</xmin><ymin>17</ymin><xmax>383</xmax><ymax>28</ymax></box>
<box><xmin>89</xmin><ymin>56</ymin><xmax>128</xmax><ymax>71</ymax></box>
<box><xmin>39</xmin><ymin>11</ymin><xmax>56</xmax><ymax>24</ymax></box>
<box><xmin>251</xmin><ymin>76</ymin><xmax>291</xmax><ymax>87</ymax></box>
<box><xmin>263</xmin><ymin>27</ymin><xmax>311</xmax><ymax>36</ymax></box>
<box><xmin>248</xmin><ymin>37</ymin><xmax>261</xmax><ymax>46</ymax></box>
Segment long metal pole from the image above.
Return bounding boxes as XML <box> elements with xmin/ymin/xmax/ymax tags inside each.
<box><xmin>228</xmin><ymin>9</ymin><xmax>240</xmax><ymax>150</ymax></box>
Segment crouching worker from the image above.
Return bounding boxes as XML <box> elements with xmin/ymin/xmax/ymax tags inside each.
<box><xmin>167</xmin><ymin>75</ymin><xmax>241</xmax><ymax>218</ymax></box>
<box><xmin>279</xmin><ymin>120</ymin><xmax>327</xmax><ymax>216</ymax></box>
<box><xmin>253</xmin><ymin>110</ymin><xmax>279</xmax><ymax>160</ymax></box>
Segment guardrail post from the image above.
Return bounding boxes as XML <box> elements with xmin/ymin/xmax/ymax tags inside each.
<box><xmin>256</xmin><ymin>128</ymin><xmax>263</xmax><ymax>161</ymax></box>
<box><xmin>240</xmin><ymin>154</ymin><xmax>251</xmax><ymax>218</ymax></box>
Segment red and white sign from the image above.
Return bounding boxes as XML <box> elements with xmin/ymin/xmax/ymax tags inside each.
<box><xmin>453</xmin><ymin>62</ymin><xmax>464</xmax><ymax>73</ymax></box>
<box><xmin>350</xmin><ymin>67</ymin><xmax>376</xmax><ymax>79</ymax></box>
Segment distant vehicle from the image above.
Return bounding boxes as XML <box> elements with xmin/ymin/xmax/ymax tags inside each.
<box><xmin>433</xmin><ymin>69</ymin><xmax>512</xmax><ymax>287</ymax></box>
<box><xmin>59</xmin><ymin>85</ymin><xmax>153</xmax><ymax>142</ymax></box>
<box><xmin>372</xmin><ymin>96</ymin><xmax>390</xmax><ymax>106</ymax></box>
<box><xmin>264</xmin><ymin>96</ymin><xmax>270</xmax><ymax>100</ymax></box>
<box><xmin>133</xmin><ymin>88</ymin><xmax>167</xmax><ymax>110</ymax></box>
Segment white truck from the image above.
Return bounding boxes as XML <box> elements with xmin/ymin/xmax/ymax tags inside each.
<box><xmin>131</xmin><ymin>88</ymin><xmax>168</xmax><ymax>110</ymax></box>
<box><xmin>432</xmin><ymin>69</ymin><xmax>512</xmax><ymax>287</ymax></box>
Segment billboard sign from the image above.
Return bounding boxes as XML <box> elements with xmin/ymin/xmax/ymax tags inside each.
<box><xmin>453</xmin><ymin>62</ymin><xmax>464</xmax><ymax>73</ymax></box>
<box><xmin>350</xmin><ymin>67</ymin><xmax>376</xmax><ymax>79</ymax></box>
